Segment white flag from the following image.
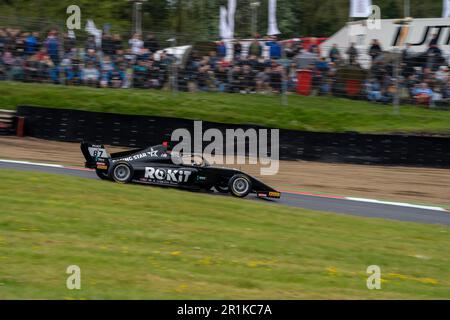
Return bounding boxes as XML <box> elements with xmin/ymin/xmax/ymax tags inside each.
<box><xmin>220</xmin><ymin>6</ymin><xmax>230</xmax><ymax>39</ymax></box>
<box><xmin>443</xmin><ymin>0</ymin><xmax>450</xmax><ymax>17</ymax></box>
<box><xmin>219</xmin><ymin>0</ymin><xmax>236</xmax><ymax>39</ymax></box>
<box><xmin>268</xmin><ymin>0</ymin><xmax>281</xmax><ymax>35</ymax></box>
<box><xmin>350</xmin><ymin>0</ymin><xmax>372</xmax><ymax>18</ymax></box>
<box><xmin>227</xmin><ymin>0</ymin><xmax>236</xmax><ymax>39</ymax></box>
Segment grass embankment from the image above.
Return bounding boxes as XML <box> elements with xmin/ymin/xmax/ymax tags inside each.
<box><xmin>1</xmin><ymin>81</ymin><xmax>449</xmax><ymax>134</ymax></box>
<box><xmin>0</xmin><ymin>170</ymin><xmax>448</xmax><ymax>299</ymax></box>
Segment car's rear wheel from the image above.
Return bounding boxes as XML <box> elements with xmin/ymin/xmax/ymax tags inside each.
<box><xmin>110</xmin><ymin>162</ymin><xmax>133</xmax><ymax>183</ymax></box>
<box><xmin>228</xmin><ymin>174</ymin><xmax>252</xmax><ymax>198</ymax></box>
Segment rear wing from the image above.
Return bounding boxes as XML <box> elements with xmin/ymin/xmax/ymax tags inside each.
<box><xmin>80</xmin><ymin>142</ymin><xmax>111</xmax><ymax>169</ymax></box>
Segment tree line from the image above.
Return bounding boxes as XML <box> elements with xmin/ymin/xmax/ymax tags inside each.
<box><xmin>0</xmin><ymin>0</ymin><xmax>444</xmax><ymax>39</ymax></box>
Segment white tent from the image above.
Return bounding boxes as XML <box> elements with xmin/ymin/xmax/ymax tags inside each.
<box><xmin>320</xmin><ymin>18</ymin><xmax>450</xmax><ymax>68</ymax></box>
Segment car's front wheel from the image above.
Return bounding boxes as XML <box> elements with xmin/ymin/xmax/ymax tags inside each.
<box><xmin>110</xmin><ymin>162</ymin><xmax>133</xmax><ymax>184</ymax></box>
<box><xmin>228</xmin><ymin>174</ymin><xmax>252</xmax><ymax>198</ymax></box>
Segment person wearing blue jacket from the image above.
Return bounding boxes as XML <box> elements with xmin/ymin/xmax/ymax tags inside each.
<box><xmin>45</xmin><ymin>30</ymin><xmax>59</xmax><ymax>65</ymax></box>
<box><xmin>24</xmin><ymin>32</ymin><xmax>40</xmax><ymax>56</ymax></box>
<box><xmin>266</xmin><ymin>36</ymin><xmax>282</xmax><ymax>60</ymax></box>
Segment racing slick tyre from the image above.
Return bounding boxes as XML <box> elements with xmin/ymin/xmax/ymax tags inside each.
<box><xmin>110</xmin><ymin>162</ymin><xmax>133</xmax><ymax>184</ymax></box>
<box><xmin>228</xmin><ymin>174</ymin><xmax>252</xmax><ymax>198</ymax></box>
<box><xmin>95</xmin><ymin>169</ymin><xmax>110</xmax><ymax>180</ymax></box>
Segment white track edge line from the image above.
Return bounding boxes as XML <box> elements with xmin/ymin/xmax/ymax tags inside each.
<box><xmin>345</xmin><ymin>197</ymin><xmax>447</xmax><ymax>212</ymax></box>
<box><xmin>0</xmin><ymin>159</ymin><xmax>64</xmax><ymax>168</ymax></box>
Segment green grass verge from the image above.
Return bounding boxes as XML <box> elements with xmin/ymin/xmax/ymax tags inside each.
<box><xmin>1</xmin><ymin>81</ymin><xmax>450</xmax><ymax>134</ymax></box>
<box><xmin>0</xmin><ymin>170</ymin><xmax>449</xmax><ymax>299</ymax></box>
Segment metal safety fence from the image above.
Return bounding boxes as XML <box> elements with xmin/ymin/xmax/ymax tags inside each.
<box><xmin>2</xmin><ymin>16</ymin><xmax>450</xmax><ymax>109</ymax></box>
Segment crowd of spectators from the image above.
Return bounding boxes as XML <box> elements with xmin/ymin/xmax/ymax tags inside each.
<box><xmin>334</xmin><ymin>35</ymin><xmax>450</xmax><ymax>107</ymax></box>
<box><xmin>0</xmin><ymin>28</ymin><xmax>171</xmax><ymax>89</ymax></box>
<box><xmin>0</xmin><ymin>27</ymin><xmax>298</xmax><ymax>94</ymax></box>
<box><xmin>1</xmin><ymin>26</ymin><xmax>450</xmax><ymax>107</ymax></box>
<box><xmin>181</xmin><ymin>37</ymin><xmax>292</xmax><ymax>94</ymax></box>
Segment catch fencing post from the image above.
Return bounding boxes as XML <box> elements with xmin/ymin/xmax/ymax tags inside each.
<box><xmin>393</xmin><ymin>49</ymin><xmax>400</xmax><ymax>115</ymax></box>
<box><xmin>281</xmin><ymin>78</ymin><xmax>288</xmax><ymax>106</ymax></box>
<box><xmin>168</xmin><ymin>36</ymin><xmax>178</xmax><ymax>96</ymax></box>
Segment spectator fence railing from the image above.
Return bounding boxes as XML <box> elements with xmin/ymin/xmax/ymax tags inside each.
<box><xmin>1</xmin><ymin>16</ymin><xmax>450</xmax><ymax>109</ymax></box>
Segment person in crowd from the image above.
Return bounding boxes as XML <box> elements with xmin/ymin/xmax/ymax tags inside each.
<box><xmin>133</xmin><ymin>58</ymin><xmax>149</xmax><ymax>89</ymax></box>
<box><xmin>295</xmin><ymin>47</ymin><xmax>318</xmax><ymax>69</ymax></box>
<box><xmin>315</xmin><ymin>57</ymin><xmax>329</xmax><ymax>72</ymax></box>
<box><xmin>112</xmin><ymin>34</ymin><xmax>124</xmax><ymax>56</ymax></box>
<box><xmin>435</xmin><ymin>65</ymin><xmax>449</xmax><ymax>84</ymax></box>
<box><xmin>368</xmin><ymin>39</ymin><xmax>383</xmax><ymax>62</ymax></box>
<box><xmin>366</xmin><ymin>78</ymin><xmax>382</xmax><ymax>102</ymax></box>
<box><xmin>248</xmin><ymin>39</ymin><xmax>262</xmax><ymax>58</ymax></box>
<box><xmin>44</xmin><ymin>30</ymin><xmax>59</xmax><ymax>65</ymax></box>
<box><xmin>82</xmin><ymin>61</ymin><xmax>100</xmax><ymax>87</ymax></box>
<box><xmin>84</xmin><ymin>48</ymin><xmax>98</xmax><ymax>65</ymax></box>
<box><xmin>247</xmin><ymin>54</ymin><xmax>263</xmax><ymax>72</ymax></box>
<box><xmin>102</xmin><ymin>33</ymin><xmax>114</xmax><ymax>56</ymax></box>
<box><xmin>442</xmin><ymin>77</ymin><xmax>450</xmax><ymax>99</ymax></box>
<box><xmin>62</xmin><ymin>58</ymin><xmax>82</xmax><ymax>85</ymax></box>
<box><xmin>214</xmin><ymin>61</ymin><xmax>229</xmax><ymax>92</ymax></box>
<box><xmin>129</xmin><ymin>33</ymin><xmax>144</xmax><ymax>55</ymax></box>
<box><xmin>269</xmin><ymin>61</ymin><xmax>283</xmax><ymax>93</ymax></box>
<box><xmin>426</xmin><ymin>43</ymin><xmax>443</xmax><ymax>72</ymax></box>
<box><xmin>412</xmin><ymin>82</ymin><xmax>433</xmax><ymax>105</ymax></box>
<box><xmin>144</xmin><ymin>33</ymin><xmax>159</xmax><ymax>53</ymax></box>
<box><xmin>197</xmin><ymin>64</ymin><xmax>215</xmax><ymax>92</ymax></box>
<box><xmin>266</xmin><ymin>35</ymin><xmax>282</xmax><ymax>59</ymax></box>
<box><xmin>148</xmin><ymin>59</ymin><xmax>164</xmax><ymax>89</ymax></box>
<box><xmin>216</xmin><ymin>41</ymin><xmax>227</xmax><ymax>58</ymax></box>
<box><xmin>346</xmin><ymin>42</ymin><xmax>358</xmax><ymax>65</ymax></box>
<box><xmin>85</xmin><ymin>35</ymin><xmax>97</xmax><ymax>51</ymax></box>
<box><xmin>328</xmin><ymin>44</ymin><xmax>341</xmax><ymax>63</ymax></box>
<box><xmin>208</xmin><ymin>50</ymin><xmax>219</xmax><ymax>70</ymax></box>
<box><xmin>109</xmin><ymin>63</ymin><xmax>126</xmax><ymax>88</ymax></box>
<box><xmin>32</xmin><ymin>47</ymin><xmax>55</xmax><ymax>82</ymax></box>
<box><xmin>24</xmin><ymin>32</ymin><xmax>40</xmax><ymax>56</ymax></box>
<box><xmin>99</xmin><ymin>55</ymin><xmax>115</xmax><ymax>88</ymax></box>
<box><xmin>230</xmin><ymin>65</ymin><xmax>243</xmax><ymax>93</ymax></box>
<box><xmin>402</xmin><ymin>43</ymin><xmax>413</xmax><ymax>62</ymax></box>
<box><xmin>284</xmin><ymin>41</ymin><xmax>299</xmax><ymax>60</ymax></box>
<box><xmin>14</xmin><ymin>33</ymin><xmax>27</xmax><ymax>57</ymax></box>
<box><xmin>63</xmin><ymin>32</ymin><xmax>77</xmax><ymax>54</ymax></box>
<box><xmin>241</xmin><ymin>64</ymin><xmax>256</xmax><ymax>93</ymax></box>
<box><xmin>3</xmin><ymin>50</ymin><xmax>23</xmax><ymax>81</ymax></box>
<box><xmin>429</xmin><ymin>33</ymin><xmax>439</xmax><ymax>47</ymax></box>
<box><xmin>233</xmin><ymin>39</ymin><xmax>242</xmax><ymax>60</ymax></box>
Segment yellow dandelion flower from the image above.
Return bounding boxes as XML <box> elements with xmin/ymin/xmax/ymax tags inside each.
<box><xmin>199</xmin><ymin>257</ymin><xmax>212</xmax><ymax>266</ymax></box>
<box><xmin>175</xmin><ymin>283</ymin><xmax>189</xmax><ymax>293</ymax></box>
<box><xmin>326</xmin><ymin>267</ymin><xmax>338</xmax><ymax>276</ymax></box>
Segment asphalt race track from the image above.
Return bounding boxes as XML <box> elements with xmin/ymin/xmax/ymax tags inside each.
<box><xmin>1</xmin><ymin>161</ymin><xmax>449</xmax><ymax>227</ymax></box>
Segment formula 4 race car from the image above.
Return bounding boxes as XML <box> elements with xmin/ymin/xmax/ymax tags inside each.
<box><xmin>81</xmin><ymin>142</ymin><xmax>281</xmax><ymax>199</ymax></box>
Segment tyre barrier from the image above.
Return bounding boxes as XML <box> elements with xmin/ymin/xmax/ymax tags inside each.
<box><xmin>15</xmin><ymin>105</ymin><xmax>450</xmax><ymax>168</ymax></box>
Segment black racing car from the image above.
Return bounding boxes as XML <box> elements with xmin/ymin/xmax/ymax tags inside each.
<box><xmin>81</xmin><ymin>142</ymin><xmax>281</xmax><ymax>199</ymax></box>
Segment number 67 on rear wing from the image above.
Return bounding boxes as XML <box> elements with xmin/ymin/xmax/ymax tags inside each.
<box><xmin>80</xmin><ymin>142</ymin><xmax>111</xmax><ymax>169</ymax></box>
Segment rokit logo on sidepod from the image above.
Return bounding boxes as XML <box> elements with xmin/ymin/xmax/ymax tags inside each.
<box><xmin>144</xmin><ymin>167</ymin><xmax>192</xmax><ymax>183</ymax></box>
